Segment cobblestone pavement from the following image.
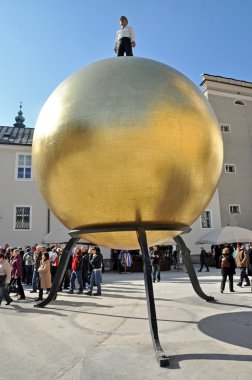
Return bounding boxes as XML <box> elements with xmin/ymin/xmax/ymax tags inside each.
<box><xmin>1</xmin><ymin>267</ymin><xmax>252</xmax><ymax>380</ymax></box>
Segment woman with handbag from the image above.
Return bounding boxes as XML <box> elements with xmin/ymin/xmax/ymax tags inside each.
<box><xmin>35</xmin><ymin>251</ymin><xmax>52</xmax><ymax>302</ymax></box>
<box><xmin>0</xmin><ymin>252</ymin><xmax>13</xmax><ymax>306</ymax></box>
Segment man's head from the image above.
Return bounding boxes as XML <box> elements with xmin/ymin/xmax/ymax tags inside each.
<box><xmin>74</xmin><ymin>246</ymin><xmax>80</xmax><ymax>256</ymax></box>
<box><xmin>36</xmin><ymin>245</ymin><xmax>42</xmax><ymax>253</ymax></box>
<box><xmin>120</xmin><ymin>16</ymin><xmax>128</xmax><ymax>27</ymax></box>
<box><xmin>13</xmin><ymin>249</ymin><xmax>20</xmax><ymax>256</ymax></box>
<box><xmin>88</xmin><ymin>246</ymin><xmax>100</xmax><ymax>255</ymax></box>
<box><xmin>222</xmin><ymin>247</ymin><xmax>229</xmax><ymax>255</ymax></box>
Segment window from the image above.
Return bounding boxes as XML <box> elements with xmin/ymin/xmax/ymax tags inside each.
<box><xmin>220</xmin><ymin>124</ymin><xmax>231</xmax><ymax>133</ymax></box>
<box><xmin>234</xmin><ymin>100</ymin><xmax>246</xmax><ymax>106</ymax></box>
<box><xmin>225</xmin><ymin>164</ymin><xmax>236</xmax><ymax>173</ymax></box>
<box><xmin>14</xmin><ymin>206</ymin><xmax>31</xmax><ymax>230</ymax></box>
<box><xmin>201</xmin><ymin>211</ymin><xmax>212</xmax><ymax>228</ymax></box>
<box><xmin>16</xmin><ymin>153</ymin><xmax>32</xmax><ymax>180</ymax></box>
<box><xmin>229</xmin><ymin>205</ymin><xmax>241</xmax><ymax>214</ymax></box>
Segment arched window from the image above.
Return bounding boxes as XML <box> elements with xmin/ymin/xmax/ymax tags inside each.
<box><xmin>234</xmin><ymin>99</ymin><xmax>246</xmax><ymax>106</ymax></box>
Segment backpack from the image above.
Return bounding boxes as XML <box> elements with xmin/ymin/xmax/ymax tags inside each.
<box><xmin>221</xmin><ymin>256</ymin><xmax>230</xmax><ymax>268</ymax></box>
<box><xmin>26</xmin><ymin>252</ymin><xmax>33</xmax><ymax>266</ymax></box>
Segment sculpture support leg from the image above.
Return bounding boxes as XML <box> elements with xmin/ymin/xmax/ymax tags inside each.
<box><xmin>136</xmin><ymin>227</ymin><xmax>169</xmax><ymax>367</ymax></box>
<box><xmin>34</xmin><ymin>237</ymin><xmax>79</xmax><ymax>308</ymax></box>
<box><xmin>174</xmin><ymin>235</ymin><xmax>214</xmax><ymax>302</ymax></box>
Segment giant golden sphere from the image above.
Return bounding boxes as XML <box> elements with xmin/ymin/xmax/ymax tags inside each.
<box><xmin>33</xmin><ymin>57</ymin><xmax>223</xmax><ymax>249</ymax></box>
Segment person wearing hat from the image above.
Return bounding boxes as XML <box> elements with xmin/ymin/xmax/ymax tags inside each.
<box><xmin>220</xmin><ymin>247</ymin><xmax>236</xmax><ymax>293</ymax></box>
<box><xmin>85</xmin><ymin>247</ymin><xmax>103</xmax><ymax>296</ymax></box>
<box><xmin>114</xmin><ymin>16</ymin><xmax>136</xmax><ymax>56</ymax></box>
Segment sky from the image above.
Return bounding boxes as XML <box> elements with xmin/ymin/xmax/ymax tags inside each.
<box><xmin>0</xmin><ymin>0</ymin><xmax>252</xmax><ymax>128</ymax></box>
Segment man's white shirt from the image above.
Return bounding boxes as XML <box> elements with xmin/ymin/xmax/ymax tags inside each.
<box><xmin>115</xmin><ymin>26</ymin><xmax>136</xmax><ymax>49</ymax></box>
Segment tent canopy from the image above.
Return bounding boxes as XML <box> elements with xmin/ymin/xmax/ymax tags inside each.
<box><xmin>195</xmin><ymin>226</ymin><xmax>252</xmax><ymax>245</ymax></box>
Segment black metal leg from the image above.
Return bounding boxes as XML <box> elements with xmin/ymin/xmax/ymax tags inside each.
<box><xmin>136</xmin><ymin>228</ymin><xmax>169</xmax><ymax>367</ymax></box>
<box><xmin>34</xmin><ymin>237</ymin><xmax>79</xmax><ymax>308</ymax></box>
<box><xmin>174</xmin><ymin>235</ymin><xmax>214</xmax><ymax>302</ymax></box>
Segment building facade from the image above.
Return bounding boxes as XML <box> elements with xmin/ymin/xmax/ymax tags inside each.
<box><xmin>0</xmin><ymin>106</ymin><xmax>63</xmax><ymax>248</ymax></box>
<box><xmin>201</xmin><ymin>74</ymin><xmax>252</xmax><ymax>230</ymax></box>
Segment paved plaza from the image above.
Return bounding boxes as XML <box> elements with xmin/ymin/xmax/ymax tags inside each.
<box><xmin>1</xmin><ymin>267</ymin><xmax>252</xmax><ymax>380</ymax></box>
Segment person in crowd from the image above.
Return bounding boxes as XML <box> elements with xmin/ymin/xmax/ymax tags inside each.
<box><xmin>247</xmin><ymin>242</ymin><xmax>252</xmax><ymax>291</ymax></box>
<box><xmin>86</xmin><ymin>247</ymin><xmax>103</xmax><ymax>296</ymax></box>
<box><xmin>0</xmin><ymin>252</ymin><xmax>13</xmax><ymax>306</ymax></box>
<box><xmin>5</xmin><ymin>247</ymin><xmax>14</xmax><ymax>262</ymax></box>
<box><xmin>236</xmin><ymin>243</ymin><xmax>250</xmax><ymax>287</ymax></box>
<box><xmin>114</xmin><ymin>16</ymin><xmax>136</xmax><ymax>56</ymax></box>
<box><xmin>198</xmin><ymin>247</ymin><xmax>209</xmax><ymax>272</ymax></box>
<box><xmin>10</xmin><ymin>249</ymin><xmax>25</xmax><ymax>300</ymax></box>
<box><xmin>30</xmin><ymin>245</ymin><xmax>43</xmax><ymax>293</ymax></box>
<box><xmin>150</xmin><ymin>245</ymin><xmax>162</xmax><ymax>282</ymax></box>
<box><xmin>19</xmin><ymin>247</ymin><xmax>26</xmax><ymax>283</ymax></box>
<box><xmin>81</xmin><ymin>246</ymin><xmax>90</xmax><ymax>289</ymax></box>
<box><xmin>211</xmin><ymin>245</ymin><xmax>221</xmax><ymax>269</ymax></box>
<box><xmin>62</xmin><ymin>253</ymin><xmax>72</xmax><ymax>290</ymax></box>
<box><xmin>172</xmin><ymin>249</ymin><xmax>179</xmax><ymax>270</ymax></box>
<box><xmin>68</xmin><ymin>246</ymin><xmax>83</xmax><ymax>294</ymax></box>
<box><xmin>49</xmin><ymin>247</ymin><xmax>59</xmax><ymax>282</ymax></box>
<box><xmin>23</xmin><ymin>246</ymin><xmax>33</xmax><ymax>285</ymax></box>
<box><xmin>219</xmin><ymin>247</ymin><xmax>236</xmax><ymax>293</ymax></box>
<box><xmin>36</xmin><ymin>251</ymin><xmax>52</xmax><ymax>302</ymax></box>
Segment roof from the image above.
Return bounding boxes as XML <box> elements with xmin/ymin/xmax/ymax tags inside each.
<box><xmin>201</xmin><ymin>73</ymin><xmax>252</xmax><ymax>89</ymax></box>
<box><xmin>0</xmin><ymin>126</ymin><xmax>34</xmax><ymax>146</ymax></box>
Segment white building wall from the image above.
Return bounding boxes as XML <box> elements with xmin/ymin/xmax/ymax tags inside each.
<box><xmin>201</xmin><ymin>75</ymin><xmax>252</xmax><ymax>230</ymax></box>
<box><xmin>182</xmin><ymin>189</ymin><xmax>222</xmax><ymax>257</ymax></box>
<box><xmin>0</xmin><ymin>144</ymin><xmax>62</xmax><ymax>247</ymax></box>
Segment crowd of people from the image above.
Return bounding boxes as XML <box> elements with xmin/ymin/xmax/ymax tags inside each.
<box><xmin>0</xmin><ymin>243</ymin><xmax>103</xmax><ymax>306</ymax></box>
<box><xmin>1</xmin><ymin>241</ymin><xmax>252</xmax><ymax>306</ymax></box>
<box><xmin>199</xmin><ymin>243</ymin><xmax>252</xmax><ymax>293</ymax></box>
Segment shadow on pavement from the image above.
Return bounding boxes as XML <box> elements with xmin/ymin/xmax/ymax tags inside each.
<box><xmin>169</xmin><ymin>353</ymin><xmax>252</xmax><ymax>369</ymax></box>
<box><xmin>198</xmin><ymin>311</ymin><xmax>252</xmax><ymax>350</ymax></box>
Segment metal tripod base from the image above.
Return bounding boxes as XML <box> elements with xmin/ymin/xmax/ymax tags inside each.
<box><xmin>34</xmin><ymin>237</ymin><xmax>79</xmax><ymax>308</ymax></box>
<box><xmin>137</xmin><ymin>227</ymin><xmax>169</xmax><ymax>367</ymax></box>
<box><xmin>35</xmin><ymin>224</ymin><xmax>214</xmax><ymax>366</ymax></box>
<box><xmin>174</xmin><ymin>235</ymin><xmax>214</xmax><ymax>302</ymax></box>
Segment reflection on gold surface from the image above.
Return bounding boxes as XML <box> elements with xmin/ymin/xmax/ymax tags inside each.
<box><xmin>33</xmin><ymin>57</ymin><xmax>223</xmax><ymax>249</ymax></box>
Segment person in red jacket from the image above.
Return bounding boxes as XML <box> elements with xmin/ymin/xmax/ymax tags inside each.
<box><xmin>68</xmin><ymin>247</ymin><xmax>83</xmax><ymax>294</ymax></box>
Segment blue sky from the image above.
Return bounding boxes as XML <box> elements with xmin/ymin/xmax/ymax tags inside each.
<box><xmin>1</xmin><ymin>0</ymin><xmax>251</xmax><ymax>128</ymax></box>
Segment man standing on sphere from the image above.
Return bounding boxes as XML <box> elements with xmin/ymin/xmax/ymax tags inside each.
<box><xmin>114</xmin><ymin>16</ymin><xmax>136</xmax><ymax>56</ymax></box>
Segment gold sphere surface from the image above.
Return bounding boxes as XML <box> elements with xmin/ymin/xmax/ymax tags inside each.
<box><xmin>33</xmin><ymin>57</ymin><xmax>223</xmax><ymax>249</ymax></box>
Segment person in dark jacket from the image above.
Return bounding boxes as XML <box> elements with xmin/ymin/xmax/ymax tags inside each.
<box><xmin>247</xmin><ymin>243</ymin><xmax>252</xmax><ymax>292</ymax></box>
<box><xmin>81</xmin><ymin>246</ymin><xmax>90</xmax><ymax>289</ymax></box>
<box><xmin>198</xmin><ymin>247</ymin><xmax>209</xmax><ymax>272</ymax></box>
<box><xmin>10</xmin><ymin>249</ymin><xmax>25</xmax><ymax>300</ymax></box>
<box><xmin>85</xmin><ymin>247</ymin><xmax>103</xmax><ymax>296</ymax></box>
<box><xmin>30</xmin><ymin>246</ymin><xmax>43</xmax><ymax>293</ymax></box>
<box><xmin>150</xmin><ymin>245</ymin><xmax>162</xmax><ymax>282</ymax></box>
<box><xmin>219</xmin><ymin>247</ymin><xmax>236</xmax><ymax>293</ymax></box>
